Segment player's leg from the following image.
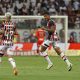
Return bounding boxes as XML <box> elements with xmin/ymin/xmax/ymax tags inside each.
<box><xmin>37</xmin><ymin>40</ymin><xmax>44</xmax><ymax>53</ymax></box>
<box><xmin>7</xmin><ymin>47</ymin><xmax>18</xmax><ymax>75</ymax></box>
<box><xmin>0</xmin><ymin>51</ymin><xmax>3</xmax><ymax>63</ymax></box>
<box><xmin>0</xmin><ymin>52</ymin><xmax>3</xmax><ymax>63</ymax></box>
<box><xmin>53</xmin><ymin>42</ymin><xmax>72</xmax><ymax>71</ymax></box>
<box><xmin>39</xmin><ymin>40</ymin><xmax>53</xmax><ymax>70</ymax></box>
<box><xmin>0</xmin><ymin>46</ymin><xmax>5</xmax><ymax>63</ymax></box>
<box><xmin>0</xmin><ymin>52</ymin><xmax>4</xmax><ymax>63</ymax></box>
<box><xmin>37</xmin><ymin>42</ymin><xmax>40</xmax><ymax>54</ymax></box>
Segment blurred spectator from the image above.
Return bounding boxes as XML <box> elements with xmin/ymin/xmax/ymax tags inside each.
<box><xmin>14</xmin><ymin>33</ymin><xmax>20</xmax><ymax>43</ymax></box>
<box><xmin>0</xmin><ymin>6</ymin><xmax>3</xmax><ymax>15</ymax></box>
<box><xmin>30</xmin><ymin>0</ymin><xmax>36</xmax><ymax>7</ymax></box>
<box><xmin>30</xmin><ymin>29</ymin><xmax>37</xmax><ymax>43</ymax></box>
<box><xmin>23</xmin><ymin>31</ymin><xmax>31</xmax><ymax>42</ymax></box>
<box><xmin>59</xmin><ymin>0</ymin><xmax>67</xmax><ymax>13</ymax></box>
<box><xmin>7</xmin><ymin>4</ymin><xmax>14</xmax><ymax>14</ymax></box>
<box><xmin>73</xmin><ymin>0</ymin><xmax>80</xmax><ymax>11</ymax></box>
<box><xmin>15</xmin><ymin>0</ymin><xmax>23</xmax><ymax>15</ymax></box>
<box><xmin>63</xmin><ymin>0</ymin><xmax>71</xmax><ymax>6</ymax></box>
<box><xmin>75</xmin><ymin>17</ymin><xmax>80</xmax><ymax>29</ymax></box>
<box><xmin>21</xmin><ymin>4</ymin><xmax>28</xmax><ymax>15</ymax></box>
<box><xmin>68</xmin><ymin>32</ymin><xmax>77</xmax><ymax>43</ymax></box>
<box><xmin>49</xmin><ymin>5</ymin><xmax>57</xmax><ymax>15</ymax></box>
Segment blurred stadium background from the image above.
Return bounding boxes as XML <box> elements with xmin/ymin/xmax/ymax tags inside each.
<box><xmin>0</xmin><ymin>0</ymin><xmax>80</xmax><ymax>80</ymax></box>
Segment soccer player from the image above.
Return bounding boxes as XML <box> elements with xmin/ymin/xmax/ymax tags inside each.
<box><xmin>35</xmin><ymin>26</ymin><xmax>45</xmax><ymax>53</ymax></box>
<box><xmin>39</xmin><ymin>13</ymin><xmax>72</xmax><ymax>71</ymax></box>
<box><xmin>35</xmin><ymin>26</ymin><xmax>53</xmax><ymax>70</ymax></box>
<box><xmin>0</xmin><ymin>12</ymin><xmax>18</xmax><ymax>75</ymax></box>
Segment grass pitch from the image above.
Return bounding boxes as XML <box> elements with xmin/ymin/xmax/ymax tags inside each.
<box><xmin>0</xmin><ymin>56</ymin><xmax>80</xmax><ymax>80</ymax></box>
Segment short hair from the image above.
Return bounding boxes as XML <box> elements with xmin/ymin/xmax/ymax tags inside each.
<box><xmin>42</xmin><ymin>11</ymin><xmax>50</xmax><ymax>16</ymax></box>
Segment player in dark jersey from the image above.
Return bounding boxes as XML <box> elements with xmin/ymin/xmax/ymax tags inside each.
<box><xmin>0</xmin><ymin>12</ymin><xmax>18</xmax><ymax>75</ymax></box>
<box><xmin>39</xmin><ymin>13</ymin><xmax>72</xmax><ymax>71</ymax></box>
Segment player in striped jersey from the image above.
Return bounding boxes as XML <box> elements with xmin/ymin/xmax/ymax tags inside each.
<box><xmin>0</xmin><ymin>12</ymin><xmax>18</xmax><ymax>75</ymax></box>
<box><xmin>39</xmin><ymin>13</ymin><xmax>72</xmax><ymax>71</ymax></box>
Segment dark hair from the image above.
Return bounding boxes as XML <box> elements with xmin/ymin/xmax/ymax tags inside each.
<box><xmin>42</xmin><ymin>11</ymin><xmax>50</xmax><ymax>15</ymax></box>
<box><xmin>37</xmin><ymin>26</ymin><xmax>41</xmax><ymax>28</ymax></box>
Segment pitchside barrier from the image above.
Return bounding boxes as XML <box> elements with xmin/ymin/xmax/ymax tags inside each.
<box><xmin>15</xmin><ymin>43</ymin><xmax>80</xmax><ymax>56</ymax></box>
<box><xmin>0</xmin><ymin>43</ymin><xmax>79</xmax><ymax>56</ymax></box>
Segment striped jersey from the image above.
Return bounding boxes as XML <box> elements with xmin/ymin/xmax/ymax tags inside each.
<box><xmin>46</xmin><ymin>19</ymin><xmax>58</xmax><ymax>41</ymax></box>
<box><xmin>1</xmin><ymin>21</ymin><xmax>16</xmax><ymax>46</ymax></box>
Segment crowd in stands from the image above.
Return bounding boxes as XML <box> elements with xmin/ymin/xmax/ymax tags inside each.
<box><xmin>0</xmin><ymin>0</ymin><xmax>79</xmax><ymax>15</ymax></box>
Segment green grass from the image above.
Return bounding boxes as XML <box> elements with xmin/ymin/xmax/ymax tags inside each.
<box><xmin>0</xmin><ymin>56</ymin><xmax>80</xmax><ymax>80</ymax></box>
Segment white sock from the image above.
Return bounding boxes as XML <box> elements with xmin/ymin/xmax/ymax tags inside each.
<box><xmin>40</xmin><ymin>52</ymin><xmax>52</xmax><ymax>64</ymax></box>
<box><xmin>45</xmin><ymin>55</ymin><xmax>52</xmax><ymax>65</ymax></box>
<box><xmin>8</xmin><ymin>58</ymin><xmax>16</xmax><ymax>68</ymax></box>
<box><xmin>0</xmin><ymin>57</ymin><xmax>2</xmax><ymax>63</ymax></box>
<box><xmin>65</xmin><ymin>59</ymin><xmax>71</xmax><ymax>66</ymax></box>
<box><xmin>60</xmin><ymin>52</ymin><xmax>71</xmax><ymax>66</ymax></box>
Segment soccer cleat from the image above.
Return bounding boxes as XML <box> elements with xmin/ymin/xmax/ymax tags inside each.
<box><xmin>46</xmin><ymin>63</ymin><xmax>53</xmax><ymax>70</ymax></box>
<box><xmin>68</xmin><ymin>63</ymin><xmax>72</xmax><ymax>71</ymax></box>
<box><xmin>13</xmin><ymin>68</ymin><xmax>18</xmax><ymax>76</ymax></box>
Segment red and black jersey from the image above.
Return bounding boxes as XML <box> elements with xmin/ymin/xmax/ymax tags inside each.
<box><xmin>1</xmin><ymin>21</ymin><xmax>16</xmax><ymax>46</ymax></box>
<box><xmin>46</xmin><ymin>19</ymin><xmax>58</xmax><ymax>40</ymax></box>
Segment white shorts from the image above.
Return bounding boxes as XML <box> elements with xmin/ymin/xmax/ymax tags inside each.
<box><xmin>42</xmin><ymin>40</ymin><xmax>52</xmax><ymax>47</ymax></box>
<box><xmin>42</xmin><ymin>39</ymin><xmax>59</xmax><ymax>48</ymax></box>
<box><xmin>0</xmin><ymin>45</ymin><xmax>14</xmax><ymax>56</ymax></box>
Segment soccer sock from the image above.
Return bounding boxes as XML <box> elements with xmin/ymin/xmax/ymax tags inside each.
<box><xmin>8</xmin><ymin>58</ymin><xmax>16</xmax><ymax>68</ymax></box>
<box><xmin>60</xmin><ymin>52</ymin><xmax>71</xmax><ymax>66</ymax></box>
<box><xmin>40</xmin><ymin>52</ymin><xmax>52</xmax><ymax>64</ymax></box>
<box><xmin>45</xmin><ymin>55</ymin><xmax>52</xmax><ymax>65</ymax></box>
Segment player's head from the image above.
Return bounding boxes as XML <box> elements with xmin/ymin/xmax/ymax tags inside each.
<box><xmin>5</xmin><ymin>12</ymin><xmax>12</xmax><ymax>21</ymax></box>
<box><xmin>43</xmin><ymin>12</ymin><xmax>50</xmax><ymax>21</ymax></box>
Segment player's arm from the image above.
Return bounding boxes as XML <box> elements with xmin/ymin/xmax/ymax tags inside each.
<box><xmin>14</xmin><ymin>24</ymin><xmax>18</xmax><ymax>35</ymax></box>
<box><xmin>13</xmin><ymin>25</ymin><xmax>20</xmax><ymax>43</ymax></box>
<box><xmin>14</xmin><ymin>28</ymin><xmax>17</xmax><ymax>34</ymax></box>
<box><xmin>42</xmin><ymin>21</ymin><xmax>56</xmax><ymax>32</ymax></box>
<box><xmin>42</xmin><ymin>25</ymin><xmax>55</xmax><ymax>32</ymax></box>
